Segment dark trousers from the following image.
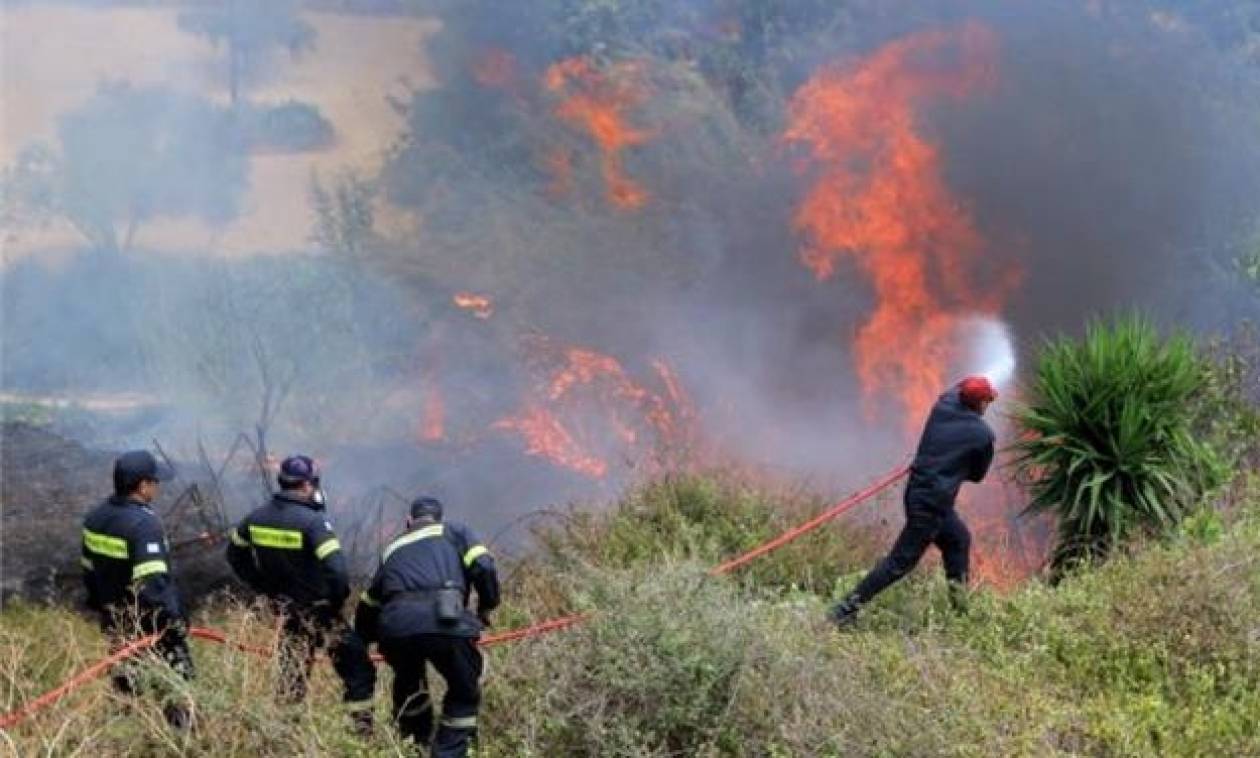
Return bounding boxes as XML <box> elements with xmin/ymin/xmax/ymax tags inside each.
<box><xmin>276</xmin><ymin>606</ymin><xmax>376</xmax><ymax>706</ymax></box>
<box><xmin>850</xmin><ymin>498</ymin><xmax>971</xmax><ymax>604</ymax></box>
<box><xmin>101</xmin><ymin>611</ymin><xmax>195</xmax><ymax>695</ymax></box>
<box><xmin>379</xmin><ymin>634</ymin><xmax>483</xmax><ymax>758</ymax></box>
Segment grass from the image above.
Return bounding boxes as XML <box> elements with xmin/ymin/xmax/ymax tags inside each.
<box><xmin>2</xmin><ymin>473</ymin><xmax>1259</xmax><ymax>756</ymax></box>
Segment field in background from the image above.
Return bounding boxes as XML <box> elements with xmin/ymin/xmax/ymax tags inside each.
<box><xmin>0</xmin><ymin>4</ymin><xmax>435</xmax><ymax>259</ymax></box>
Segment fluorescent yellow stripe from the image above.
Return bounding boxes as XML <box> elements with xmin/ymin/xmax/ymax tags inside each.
<box><xmin>248</xmin><ymin>525</ymin><xmax>303</xmax><ymax>550</ymax></box>
<box><xmin>131</xmin><ymin>560</ymin><xmax>168</xmax><ymax>580</ymax></box>
<box><xmin>359</xmin><ymin>591</ymin><xmax>379</xmax><ymax>607</ymax></box>
<box><xmin>314</xmin><ymin>538</ymin><xmax>341</xmax><ymax>560</ymax></box>
<box><xmin>229</xmin><ymin>528</ymin><xmax>250</xmax><ymax>547</ymax></box>
<box><xmin>80</xmin><ymin>556</ymin><xmax>94</xmax><ymax>570</ymax></box>
<box><xmin>462</xmin><ymin>545</ymin><xmax>489</xmax><ymax>567</ymax></box>
<box><xmin>382</xmin><ymin>524</ymin><xmax>444</xmax><ymax>561</ymax></box>
<box><xmin>83</xmin><ymin>529</ymin><xmax>128</xmax><ymax>559</ymax></box>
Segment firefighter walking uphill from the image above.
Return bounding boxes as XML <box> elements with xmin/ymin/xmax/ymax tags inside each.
<box><xmin>225</xmin><ymin>454</ymin><xmax>376</xmax><ymax>733</ymax></box>
<box><xmin>355</xmin><ymin>496</ymin><xmax>500</xmax><ymax>757</ymax></box>
<box><xmin>829</xmin><ymin>375</ymin><xmax>998</xmax><ymax>628</ymax></box>
<box><xmin>82</xmin><ymin>450</ymin><xmax>194</xmax><ymax>729</ymax></box>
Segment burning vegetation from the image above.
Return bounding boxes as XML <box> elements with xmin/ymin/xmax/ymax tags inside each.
<box><xmin>543</xmin><ymin>56</ymin><xmax>653</xmax><ymax>210</ymax></box>
<box><xmin>493</xmin><ymin>338</ymin><xmax>696</xmax><ymax>480</ymax></box>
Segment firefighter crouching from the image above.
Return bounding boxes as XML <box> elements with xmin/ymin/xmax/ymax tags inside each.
<box><xmin>225</xmin><ymin>454</ymin><xmax>376</xmax><ymax>733</ymax></box>
<box><xmin>82</xmin><ymin>450</ymin><xmax>195</xmax><ymax>728</ymax></box>
<box><xmin>355</xmin><ymin>497</ymin><xmax>500</xmax><ymax>757</ymax></box>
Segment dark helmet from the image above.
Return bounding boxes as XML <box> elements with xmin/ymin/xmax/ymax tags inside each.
<box><xmin>113</xmin><ymin>450</ymin><xmax>172</xmax><ymax>495</ymax></box>
<box><xmin>277</xmin><ymin>455</ymin><xmax>321</xmax><ymax>489</ymax></box>
<box><xmin>409</xmin><ymin>496</ymin><xmax>444</xmax><ymax>522</ymax></box>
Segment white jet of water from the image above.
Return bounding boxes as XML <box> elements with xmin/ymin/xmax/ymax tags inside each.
<box><xmin>955</xmin><ymin>315</ymin><xmax>1017</xmax><ymax>391</ymax></box>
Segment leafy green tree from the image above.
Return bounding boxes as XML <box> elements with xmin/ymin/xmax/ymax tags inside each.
<box><xmin>1</xmin><ymin>83</ymin><xmax>248</xmax><ymax>254</ymax></box>
<box><xmin>1013</xmin><ymin>316</ymin><xmax>1228</xmax><ymax>578</ymax></box>
<box><xmin>178</xmin><ymin>0</ymin><xmax>316</xmax><ymax>106</ymax></box>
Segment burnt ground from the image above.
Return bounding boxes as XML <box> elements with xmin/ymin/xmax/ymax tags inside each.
<box><xmin>0</xmin><ymin>422</ymin><xmax>233</xmax><ymax>607</ymax></box>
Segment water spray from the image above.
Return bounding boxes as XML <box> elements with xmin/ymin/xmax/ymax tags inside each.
<box><xmin>956</xmin><ymin>315</ymin><xmax>1017</xmax><ymax>392</ymax></box>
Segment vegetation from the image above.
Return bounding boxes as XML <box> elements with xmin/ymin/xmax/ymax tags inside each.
<box><xmin>1</xmin><ymin>83</ymin><xmax>248</xmax><ymax>254</ymax></box>
<box><xmin>2</xmin><ymin>473</ymin><xmax>1260</xmax><ymax>756</ymax></box>
<box><xmin>1012</xmin><ymin>317</ymin><xmax>1229</xmax><ymax>578</ymax></box>
<box><xmin>177</xmin><ymin>0</ymin><xmax>316</xmax><ymax>106</ymax></box>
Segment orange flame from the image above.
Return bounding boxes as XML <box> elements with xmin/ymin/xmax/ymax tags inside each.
<box><xmin>544</xmin><ymin>57</ymin><xmax>652</xmax><ymax>210</ymax></box>
<box><xmin>958</xmin><ymin>460</ymin><xmax>1051</xmax><ymax>590</ymax></box>
<box><xmin>493</xmin><ymin>406</ymin><xmax>609</xmax><ymax>478</ymax></box>
<box><xmin>453</xmin><ymin>292</ymin><xmax>494</xmax><ymax>319</ymax></box>
<box><xmin>785</xmin><ymin>24</ymin><xmax>1010</xmax><ymax>429</ymax></box>
<box><xmin>494</xmin><ymin>338</ymin><xmax>694</xmax><ymax>478</ymax></box>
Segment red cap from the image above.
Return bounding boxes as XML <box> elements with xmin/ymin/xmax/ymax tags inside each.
<box><xmin>958</xmin><ymin>375</ymin><xmax>998</xmax><ymax>410</ymax></box>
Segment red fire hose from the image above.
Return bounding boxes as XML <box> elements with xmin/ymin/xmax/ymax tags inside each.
<box><xmin>0</xmin><ymin>463</ymin><xmax>908</xmax><ymax>730</ymax></box>
<box><xmin>0</xmin><ymin>634</ymin><xmax>160</xmax><ymax>730</ymax></box>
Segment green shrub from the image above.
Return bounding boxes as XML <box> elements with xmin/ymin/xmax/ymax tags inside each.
<box><xmin>1013</xmin><ymin>316</ymin><xmax>1228</xmax><ymax>578</ymax></box>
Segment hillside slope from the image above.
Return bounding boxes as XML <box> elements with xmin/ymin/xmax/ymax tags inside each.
<box><xmin>1</xmin><ymin>475</ymin><xmax>1257</xmax><ymax>756</ymax></box>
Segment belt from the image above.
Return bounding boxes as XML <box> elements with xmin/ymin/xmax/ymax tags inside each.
<box><xmin>390</xmin><ymin>588</ymin><xmax>463</xmax><ymax>603</ymax></box>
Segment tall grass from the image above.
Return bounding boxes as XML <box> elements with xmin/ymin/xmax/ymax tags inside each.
<box><xmin>4</xmin><ymin>473</ymin><xmax>1260</xmax><ymax>755</ymax></box>
<box><xmin>1012</xmin><ymin>316</ymin><xmax>1228</xmax><ymax>577</ymax></box>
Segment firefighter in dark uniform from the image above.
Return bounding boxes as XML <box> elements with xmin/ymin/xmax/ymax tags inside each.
<box><xmin>829</xmin><ymin>375</ymin><xmax>998</xmax><ymax>627</ymax></box>
<box><xmin>82</xmin><ymin>450</ymin><xmax>194</xmax><ymax>728</ymax></box>
<box><xmin>225</xmin><ymin>454</ymin><xmax>376</xmax><ymax>732</ymax></box>
<box><xmin>355</xmin><ymin>497</ymin><xmax>500</xmax><ymax>757</ymax></box>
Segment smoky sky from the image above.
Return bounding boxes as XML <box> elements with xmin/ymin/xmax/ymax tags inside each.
<box><xmin>5</xmin><ymin>1</ymin><xmax>1259</xmax><ymax>545</ymax></box>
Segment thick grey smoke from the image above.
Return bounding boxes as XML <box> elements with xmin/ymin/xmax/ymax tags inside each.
<box><xmin>3</xmin><ymin>1</ymin><xmax>1259</xmax><ymax>556</ymax></box>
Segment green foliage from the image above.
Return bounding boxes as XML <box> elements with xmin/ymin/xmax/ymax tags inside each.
<box><xmin>6</xmin><ymin>479</ymin><xmax>1260</xmax><ymax>755</ymax></box>
<box><xmin>1195</xmin><ymin>322</ymin><xmax>1260</xmax><ymax>478</ymax></box>
<box><xmin>531</xmin><ymin>473</ymin><xmax>887</xmax><ymax>596</ymax></box>
<box><xmin>1012</xmin><ymin>316</ymin><xmax>1228</xmax><ymax>577</ymax></box>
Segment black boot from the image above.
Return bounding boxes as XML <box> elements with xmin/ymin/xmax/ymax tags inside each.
<box><xmin>349</xmin><ymin>706</ymin><xmax>374</xmax><ymax>738</ymax></box>
<box><xmin>827</xmin><ymin>596</ymin><xmax>862</xmax><ymax>629</ymax></box>
<box><xmin>163</xmin><ymin>702</ymin><xmax>192</xmax><ymax>730</ymax></box>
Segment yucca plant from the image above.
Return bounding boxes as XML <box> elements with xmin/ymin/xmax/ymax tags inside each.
<box><xmin>1013</xmin><ymin>316</ymin><xmax>1227</xmax><ymax>578</ymax></box>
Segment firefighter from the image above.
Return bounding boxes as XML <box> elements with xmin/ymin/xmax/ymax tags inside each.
<box><xmin>82</xmin><ymin>450</ymin><xmax>194</xmax><ymax>728</ymax></box>
<box><xmin>829</xmin><ymin>375</ymin><xmax>998</xmax><ymax>628</ymax></box>
<box><xmin>225</xmin><ymin>454</ymin><xmax>376</xmax><ymax>733</ymax></box>
<box><xmin>355</xmin><ymin>496</ymin><xmax>500</xmax><ymax>757</ymax></box>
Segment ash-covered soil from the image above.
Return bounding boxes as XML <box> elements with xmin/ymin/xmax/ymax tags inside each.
<box><xmin>1</xmin><ymin>422</ymin><xmax>231</xmax><ymax>606</ymax></box>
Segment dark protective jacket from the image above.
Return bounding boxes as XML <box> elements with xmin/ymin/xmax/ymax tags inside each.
<box><xmin>904</xmin><ymin>388</ymin><xmax>996</xmax><ymax>511</ymax></box>
<box><xmin>354</xmin><ymin>521</ymin><xmax>500</xmax><ymax>641</ymax></box>
<box><xmin>226</xmin><ymin>492</ymin><xmax>350</xmax><ymax>611</ymax></box>
<box><xmin>82</xmin><ymin>495</ymin><xmax>185</xmax><ymax>626</ymax></box>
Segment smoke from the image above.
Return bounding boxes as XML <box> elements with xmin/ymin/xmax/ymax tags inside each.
<box><xmin>4</xmin><ymin>1</ymin><xmax>1259</xmax><ymax>557</ymax></box>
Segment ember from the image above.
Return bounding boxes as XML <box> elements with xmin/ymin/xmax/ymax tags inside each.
<box><xmin>453</xmin><ymin>292</ymin><xmax>494</xmax><ymax>319</ymax></box>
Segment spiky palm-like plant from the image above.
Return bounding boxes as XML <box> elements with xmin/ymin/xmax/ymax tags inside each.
<box><xmin>1013</xmin><ymin>316</ymin><xmax>1226</xmax><ymax>578</ymax></box>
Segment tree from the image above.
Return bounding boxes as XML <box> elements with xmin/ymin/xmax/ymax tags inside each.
<box><xmin>1</xmin><ymin>83</ymin><xmax>248</xmax><ymax>255</ymax></box>
<box><xmin>178</xmin><ymin>0</ymin><xmax>316</xmax><ymax>106</ymax></box>
<box><xmin>310</xmin><ymin>169</ymin><xmax>377</xmax><ymax>258</ymax></box>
